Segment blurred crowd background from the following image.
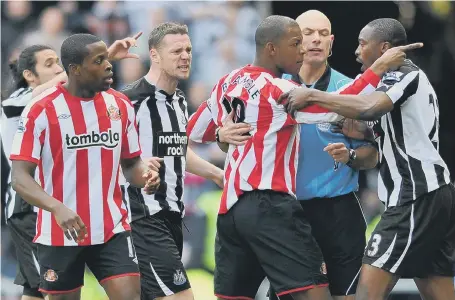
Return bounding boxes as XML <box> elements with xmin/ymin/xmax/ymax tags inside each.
<box><xmin>1</xmin><ymin>1</ymin><xmax>454</xmax><ymax>299</ymax></box>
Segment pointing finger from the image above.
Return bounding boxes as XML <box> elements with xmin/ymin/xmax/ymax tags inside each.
<box><xmin>133</xmin><ymin>31</ymin><xmax>143</xmax><ymax>40</ymax></box>
<box><xmin>397</xmin><ymin>42</ymin><xmax>423</xmax><ymax>52</ymax></box>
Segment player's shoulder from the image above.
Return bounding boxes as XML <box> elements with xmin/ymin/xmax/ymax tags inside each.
<box><xmin>105</xmin><ymin>88</ymin><xmax>130</xmax><ymax>102</ymax></box>
<box><xmin>120</xmin><ymin>77</ymin><xmax>153</xmax><ymax>102</ymax></box>
<box><xmin>397</xmin><ymin>59</ymin><xmax>420</xmax><ymax>74</ymax></box>
<box><xmin>175</xmin><ymin>88</ymin><xmax>187</xmax><ymax>100</ymax></box>
<box><xmin>25</xmin><ymin>86</ymin><xmax>61</xmax><ymax>117</ymax></box>
<box><xmin>382</xmin><ymin>60</ymin><xmax>420</xmax><ymax>85</ymax></box>
<box><xmin>3</xmin><ymin>87</ymin><xmax>32</xmax><ymax>104</ymax></box>
<box><xmin>2</xmin><ymin>88</ymin><xmax>33</xmax><ymax>118</ymax></box>
<box><xmin>269</xmin><ymin>76</ymin><xmax>299</xmax><ymax>90</ymax></box>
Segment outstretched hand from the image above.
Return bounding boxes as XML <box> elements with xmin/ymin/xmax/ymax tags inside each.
<box><xmin>107</xmin><ymin>32</ymin><xmax>143</xmax><ymax>61</ymax></box>
<box><xmin>277</xmin><ymin>87</ymin><xmax>313</xmax><ymax>118</ymax></box>
<box><xmin>375</xmin><ymin>42</ymin><xmax>423</xmax><ymax>71</ymax></box>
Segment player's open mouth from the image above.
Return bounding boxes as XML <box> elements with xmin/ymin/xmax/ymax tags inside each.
<box><xmin>178</xmin><ymin>66</ymin><xmax>189</xmax><ymax>71</ymax></box>
<box><xmin>104</xmin><ymin>74</ymin><xmax>114</xmax><ymax>84</ymax></box>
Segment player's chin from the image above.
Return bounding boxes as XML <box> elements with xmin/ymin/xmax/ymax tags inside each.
<box><xmin>99</xmin><ymin>82</ymin><xmax>112</xmax><ymax>91</ymax></box>
<box><xmin>176</xmin><ymin>70</ymin><xmax>190</xmax><ymax>80</ymax></box>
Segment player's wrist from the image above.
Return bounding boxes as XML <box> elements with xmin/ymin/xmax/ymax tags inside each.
<box><xmin>345</xmin><ymin>148</ymin><xmax>357</xmax><ymax>167</ymax></box>
<box><xmin>369</xmin><ymin>60</ymin><xmax>388</xmax><ymax>78</ymax></box>
<box><xmin>49</xmin><ymin>200</ymin><xmax>65</xmax><ymax>214</ymax></box>
<box><xmin>215</xmin><ymin>127</ymin><xmax>224</xmax><ymax>143</ymax></box>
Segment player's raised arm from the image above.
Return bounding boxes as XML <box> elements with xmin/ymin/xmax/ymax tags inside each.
<box><xmin>279</xmin><ymin>42</ymin><xmax>423</xmax><ymax>120</ymax></box>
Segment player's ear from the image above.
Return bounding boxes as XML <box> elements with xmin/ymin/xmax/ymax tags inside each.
<box><xmin>22</xmin><ymin>69</ymin><xmax>36</xmax><ymax>84</ymax></box>
<box><xmin>68</xmin><ymin>64</ymin><xmax>81</xmax><ymax>76</ymax></box>
<box><xmin>266</xmin><ymin>42</ymin><xmax>276</xmax><ymax>56</ymax></box>
<box><xmin>150</xmin><ymin>48</ymin><xmax>160</xmax><ymax>64</ymax></box>
<box><xmin>381</xmin><ymin>42</ymin><xmax>392</xmax><ymax>54</ymax></box>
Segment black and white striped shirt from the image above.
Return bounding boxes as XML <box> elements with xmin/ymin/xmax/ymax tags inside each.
<box><xmin>121</xmin><ymin>77</ymin><xmax>188</xmax><ymax>220</ymax></box>
<box><xmin>372</xmin><ymin>60</ymin><xmax>451</xmax><ymax>207</ymax></box>
<box><xmin>1</xmin><ymin>87</ymin><xmax>37</xmax><ymax>219</ymax></box>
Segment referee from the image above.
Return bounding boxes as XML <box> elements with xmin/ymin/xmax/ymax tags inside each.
<box><xmin>270</xmin><ymin>10</ymin><xmax>378</xmax><ymax>300</ymax></box>
<box><xmin>121</xmin><ymin>22</ymin><xmax>223</xmax><ymax>300</ymax></box>
<box><xmin>282</xmin><ymin>18</ymin><xmax>454</xmax><ymax>300</ymax></box>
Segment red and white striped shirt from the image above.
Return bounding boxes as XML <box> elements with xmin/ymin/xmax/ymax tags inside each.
<box><xmin>10</xmin><ymin>83</ymin><xmax>141</xmax><ymax>246</ymax></box>
<box><xmin>188</xmin><ymin>66</ymin><xmax>380</xmax><ymax>214</ymax></box>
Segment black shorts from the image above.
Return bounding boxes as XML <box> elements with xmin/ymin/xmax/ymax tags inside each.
<box><xmin>131</xmin><ymin>211</ymin><xmax>191</xmax><ymax>299</ymax></box>
<box><xmin>37</xmin><ymin>231</ymin><xmax>140</xmax><ymax>294</ymax></box>
<box><xmin>215</xmin><ymin>190</ymin><xmax>328</xmax><ymax>299</ymax></box>
<box><xmin>7</xmin><ymin>212</ymin><xmax>43</xmax><ymax>298</ymax></box>
<box><xmin>363</xmin><ymin>183</ymin><xmax>455</xmax><ymax>278</ymax></box>
<box><xmin>301</xmin><ymin>192</ymin><xmax>366</xmax><ymax>295</ymax></box>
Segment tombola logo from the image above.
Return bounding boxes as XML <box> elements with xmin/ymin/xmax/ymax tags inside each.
<box><xmin>65</xmin><ymin>129</ymin><xmax>120</xmax><ymax>150</ymax></box>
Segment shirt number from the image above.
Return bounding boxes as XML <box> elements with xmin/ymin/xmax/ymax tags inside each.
<box><xmin>222</xmin><ymin>97</ymin><xmax>245</xmax><ymax>123</ymax></box>
<box><xmin>367</xmin><ymin>233</ymin><xmax>382</xmax><ymax>257</ymax></box>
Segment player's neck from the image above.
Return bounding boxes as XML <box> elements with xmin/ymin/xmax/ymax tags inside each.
<box><xmin>299</xmin><ymin>62</ymin><xmax>328</xmax><ymax>86</ymax></box>
<box><xmin>64</xmin><ymin>81</ymin><xmax>97</xmax><ymax>99</ymax></box>
<box><xmin>145</xmin><ymin>68</ymin><xmax>178</xmax><ymax>95</ymax></box>
<box><xmin>252</xmin><ymin>57</ymin><xmax>282</xmax><ymax>78</ymax></box>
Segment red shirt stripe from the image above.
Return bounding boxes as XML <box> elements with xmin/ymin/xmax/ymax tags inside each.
<box><xmin>202</xmin><ymin>65</ymin><xmax>380</xmax><ymax>214</ymax></box>
<box><xmin>10</xmin><ymin>84</ymin><xmax>141</xmax><ymax>246</ymax></box>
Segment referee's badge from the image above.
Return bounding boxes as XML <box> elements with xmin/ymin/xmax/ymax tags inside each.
<box><xmin>107</xmin><ymin>105</ymin><xmax>121</xmax><ymax>121</ymax></box>
<box><xmin>317</xmin><ymin>123</ymin><xmax>331</xmax><ymax>132</ymax></box>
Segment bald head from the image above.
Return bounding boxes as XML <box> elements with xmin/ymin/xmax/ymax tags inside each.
<box><xmin>255</xmin><ymin>15</ymin><xmax>299</xmax><ymax>48</ymax></box>
<box><xmin>295</xmin><ymin>10</ymin><xmax>333</xmax><ymax>66</ymax></box>
<box><xmin>296</xmin><ymin>10</ymin><xmax>331</xmax><ymax>33</ymax></box>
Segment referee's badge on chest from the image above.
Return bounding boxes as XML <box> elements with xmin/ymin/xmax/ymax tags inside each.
<box><xmin>317</xmin><ymin>123</ymin><xmax>331</xmax><ymax>132</ymax></box>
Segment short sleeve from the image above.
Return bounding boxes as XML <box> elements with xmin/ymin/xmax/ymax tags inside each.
<box><xmin>121</xmin><ymin>102</ymin><xmax>141</xmax><ymax>159</ymax></box>
<box><xmin>376</xmin><ymin>70</ymin><xmax>419</xmax><ymax>106</ymax></box>
<box><xmin>9</xmin><ymin>105</ymin><xmax>47</xmax><ymax>165</ymax></box>
<box><xmin>187</xmin><ymin>101</ymin><xmax>217</xmax><ymax>143</ymax></box>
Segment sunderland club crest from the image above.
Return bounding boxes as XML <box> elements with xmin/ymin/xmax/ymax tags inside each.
<box><xmin>44</xmin><ymin>269</ymin><xmax>58</xmax><ymax>282</ymax></box>
<box><xmin>107</xmin><ymin>105</ymin><xmax>121</xmax><ymax>121</ymax></box>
